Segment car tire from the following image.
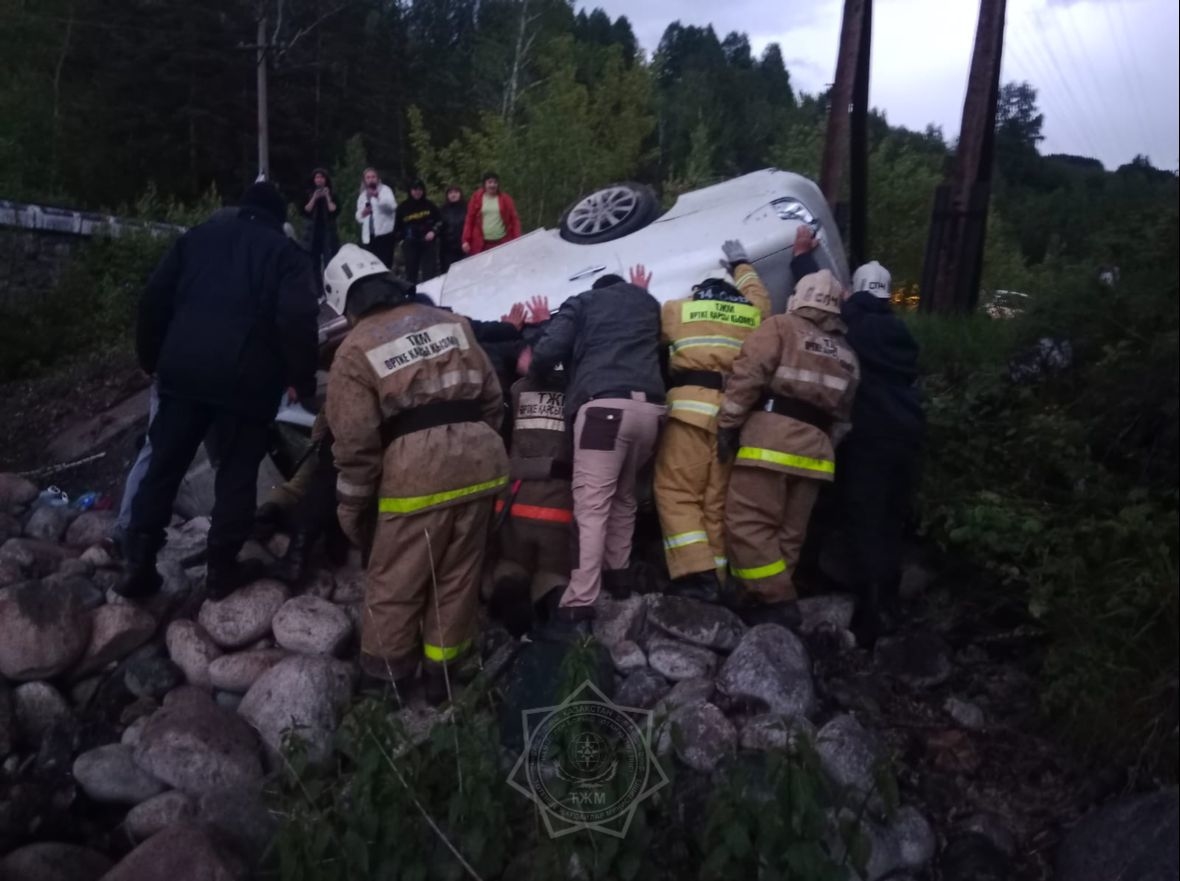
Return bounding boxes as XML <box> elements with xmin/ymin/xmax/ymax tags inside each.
<box><xmin>558</xmin><ymin>182</ymin><xmax>660</xmax><ymax>244</ymax></box>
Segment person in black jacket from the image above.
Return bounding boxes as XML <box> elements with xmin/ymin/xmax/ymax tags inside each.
<box><xmin>393</xmin><ymin>179</ymin><xmax>442</xmax><ymax>283</ymax></box>
<box><xmin>438</xmin><ymin>186</ymin><xmax>467</xmax><ymax>273</ymax></box>
<box><xmin>301</xmin><ymin>168</ymin><xmax>340</xmax><ymax>281</ymax></box>
<box><xmin>118</xmin><ymin>182</ymin><xmax>320</xmax><ymax>600</ymax></box>
<box><xmin>529</xmin><ymin>267</ymin><xmax>666</xmax><ymax>633</ymax></box>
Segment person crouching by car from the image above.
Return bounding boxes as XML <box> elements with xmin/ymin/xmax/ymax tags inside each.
<box><xmin>462</xmin><ymin>172</ymin><xmax>521</xmax><ymax>256</ymax></box>
<box><xmin>439</xmin><ymin>186</ymin><xmax>467</xmax><ymax>273</ymax></box>
<box><xmin>393</xmin><ymin>179</ymin><xmax>442</xmax><ymax>283</ymax></box>
<box><xmin>322</xmin><ymin>244</ymin><xmax>508</xmax><ymax>704</ymax></box>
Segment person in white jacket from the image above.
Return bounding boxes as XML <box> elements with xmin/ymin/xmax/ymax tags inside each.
<box><xmin>355</xmin><ymin>167</ymin><xmax>397</xmax><ymax>267</ymax></box>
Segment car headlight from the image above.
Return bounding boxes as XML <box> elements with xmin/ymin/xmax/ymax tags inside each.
<box><xmin>771</xmin><ymin>197</ymin><xmax>819</xmax><ymax>231</ymax></box>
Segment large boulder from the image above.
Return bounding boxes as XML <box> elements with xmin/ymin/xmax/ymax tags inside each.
<box><xmin>615</xmin><ymin>668</ymin><xmax>670</xmax><ymax>710</ymax></box>
<box><xmin>0</xmin><ymin>473</ymin><xmax>38</xmax><ymax>512</ymax></box>
<box><xmin>609</xmin><ymin>640</ymin><xmax>647</xmax><ymax>674</ymax></box>
<box><xmin>73</xmin><ymin>604</ymin><xmax>157</xmax><ymax>676</ymax></box>
<box><xmin>0</xmin><ymin>512</ymin><xmax>21</xmax><ymax>544</ymax></box>
<box><xmin>271</xmin><ymin>595</ymin><xmax>351</xmax><ymax>656</ymax></box>
<box><xmin>64</xmin><ymin>510</ymin><xmax>117</xmax><ymax>548</ymax></box>
<box><xmin>197</xmin><ymin>580</ymin><xmax>289</xmax><ymax>650</ymax></box>
<box><xmin>797</xmin><ymin>593</ymin><xmax>856</xmax><ymax>633</ymax></box>
<box><xmin>238</xmin><ymin>654</ymin><xmax>355</xmax><ymax>765</ymax></box>
<box><xmin>165</xmin><ymin>620</ymin><xmax>224</xmax><ymax>688</ymax></box>
<box><xmin>24</xmin><ymin>505</ymin><xmax>75</xmax><ymax>543</ymax></box>
<box><xmin>0</xmin><ymin>581</ymin><xmax>91</xmax><ymax>680</ymax></box>
<box><xmin>645</xmin><ymin>594</ymin><xmax>745</xmax><ymax>651</ymax></box>
<box><xmin>0</xmin><ymin>842</ymin><xmax>112</xmax><ymax>881</ymax></box>
<box><xmin>124</xmin><ymin>790</ymin><xmax>197</xmax><ymax>842</ymax></box>
<box><xmin>669</xmin><ymin>702</ymin><xmax>736</xmax><ymax>772</ymax></box>
<box><xmin>592</xmin><ymin>594</ymin><xmax>646</xmax><ymax>650</ymax></box>
<box><xmin>0</xmin><ymin>537</ymin><xmax>77</xmax><ymax>577</ymax></box>
<box><xmin>738</xmin><ymin>713</ymin><xmax>816</xmax><ymax>753</ymax></box>
<box><xmin>1056</xmin><ymin>789</ymin><xmax>1179</xmax><ymax>881</ymax></box>
<box><xmin>646</xmin><ymin>637</ymin><xmax>717</xmax><ymax>681</ymax></box>
<box><xmin>72</xmin><ymin>743</ymin><xmax>167</xmax><ymax>805</ymax></box>
<box><xmin>815</xmin><ymin>714</ymin><xmax>887</xmax><ymax>805</ymax></box>
<box><xmin>101</xmin><ymin>822</ymin><xmax>248</xmax><ymax>881</ymax></box>
<box><xmin>198</xmin><ymin>789</ymin><xmax>279</xmax><ymax>867</ymax></box>
<box><xmin>12</xmin><ymin>681</ymin><xmax>71</xmax><ymax>746</ymax></box>
<box><xmin>133</xmin><ymin>688</ymin><xmax>264</xmax><ymax>796</ymax></box>
<box><xmin>208</xmin><ymin>649</ymin><xmax>288</xmax><ymax>693</ymax></box>
<box><xmin>716</xmin><ymin>624</ymin><xmax>815</xmax><ymax>718</ymax></box>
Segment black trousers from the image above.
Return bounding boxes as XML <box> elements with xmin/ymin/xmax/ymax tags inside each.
<box><xmin>439</xmin><ymin>242</ymin><xmax>464</xmax><ymax>274</ymax></box>
<box><xmin>363</xmin><ymin>233</ymin><xmax>396</xmax><ymax>269</ymax></box>
<box><xmin>836</xmin><ymin>436</ymin><xmax>920</xmax><ymax>586</ymax></box>
<box><xmin>130</xmin><ymin>394</ymin><xmax>271</xmax><ymax>558</ymax></box>
<box><xmin>402</xmin><ymin>239</ymin><xmax>438</xmax><ymax>283</ymax></box>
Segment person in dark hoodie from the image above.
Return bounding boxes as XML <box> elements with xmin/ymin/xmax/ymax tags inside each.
<box><xmin>438</xmin><ymin>186</ymin><xmax>467</xmax><ymax>273</ymax></box>
<box><xmin>117</xmin><ymin>181</ymin><xmax>320</xmax><ymax>600</ymax></box>
<box><xmin>393</xmin><ymin>179</ymin><xmax>442</xmax><ymax>283</ymax></box>
<box><xmin>301</xmin><ymin>167</ymin><xmax>340</xmax><ymax>280</ymax></box>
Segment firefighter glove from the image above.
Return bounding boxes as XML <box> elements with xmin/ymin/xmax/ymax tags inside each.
<box><xmin>717</xmin><ymin>427</ymin><xmax>741</xmax><ymax>464</ymax></box>
<box><xmin>721</xmin><ymin>239</ymin><xmax>750</xmax><ymax>270</ymax></box>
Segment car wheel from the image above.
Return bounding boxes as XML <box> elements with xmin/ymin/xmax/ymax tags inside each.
<box><xmin>559</xmin><ymin>182</ymin><xmax>660</xmax><ymax>244</ymax></box>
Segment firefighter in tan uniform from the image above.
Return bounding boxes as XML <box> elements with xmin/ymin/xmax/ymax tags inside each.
<box><xmin>491</xmin><ymin>346</ymin><xmax>573</xmax><ymax>634</ymax></box>
<box><xmin>322</xmin><ymin>245</ymin><xmax>508</xmax><ymax>702</ymax></box>
<box><xmin>717</xmin><ymin>269</ymin><xmax>859</xmax><ymax>627</ymax></box>
<box><xmin>654</xmin><ymin>240</ymin><xmax>772</xmax><ymax>602</ymax></box>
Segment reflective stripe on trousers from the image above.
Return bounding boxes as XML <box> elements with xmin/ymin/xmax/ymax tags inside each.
<box><xmin>731</xmin><ymin>558</ymin><xmax>787</xmax><ymax>580</ymax></box>
<box><xmin>379</xmin><ymin>475</ymin><xmax>509</xmax><ymax>514</ymax></box>
<box><xmin>735</xmin><ymin>446</ymin><xmax>835</xmax><ymax>476</ymax></box>
<box><xmin>423</xmin><ymin>638</ymin><xmax>472</xmax><ymax>663</ymax></box>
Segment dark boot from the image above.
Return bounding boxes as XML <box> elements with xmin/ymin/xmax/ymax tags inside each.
<box><xmin>738</xmin><ymin>599</ymin><xmax>802</xmax><ymax>630</ymax></box>
<box><xmin>422</xmin><ymin>655</ymin><xmax>480</xmax><ymax>707</ymax></box>
<box><xmin>253</xmin><ymin>501</ymin><xmax>286</xmax><ymax>542</ymax></box>
<box><xmin>538</xmin><ymin>605</ymin><xmax>596</xmax><ymax>643</ymax></box>
<box><xmin>489</xmin><ymin>573</ymin><xmax>534</xmax><ymax>638</ymax></box>
<box><xmin>269</xmin><ymin>532</ymin><xmax>310</xmax><ymax>586</ymax></box>
<box><xmin>205</xmin><ymin>547</ymin><xmax>267</xmax><ymax>601</ymax></box>
<box><xmin>534</xmin><ymin>584</ymin><xmax>565</xmax><ymax>626</ymax></box>
<box><xmin>675</xmin><ymin>571</ymin><xmax>722</xmax><ymax>604</ymax></box>
<box><xmin>601</xmin><ymin>568</ymin><xmax>633</xmax><ymax>600</ymax></box>
<box><xmin>851</xmin><ymin>582</ymin><xmax>894</xmax><ymax>649</ymax></box>
<box><xmin>114</xmin><ymin>531</ymin><xmax>163</xmax><ymax>598</ymax></box>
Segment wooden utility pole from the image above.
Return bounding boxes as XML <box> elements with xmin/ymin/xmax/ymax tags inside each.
<box><xmin>256</xmin><ymin>15</ymin><xmax>270</xmax><ymax>181</ymax></box>
<box><xmin>919</xmin><ymin>0</ymin><xmax>1007</xmax><ymax>313</ymax></box>
<box><xmin>820</xmin><ymin>0</ymin><xmax>872</xmax><ymax>267</ymax></box>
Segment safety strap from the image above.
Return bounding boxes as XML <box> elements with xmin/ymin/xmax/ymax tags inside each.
<box><xmin>494</xmin><ymin>499</ymin><xmax>574</xmax><ymax>524</ymax></box>
<box><xmin>380</xmin><ymin>399</ymin><xmax>483</xmax><ymax>446</ymax></box>
<box><xmin>760</xmin><ymin>394</ymin><xmax>834</xmax><ymax>432</ymax></box>
<box><xmin>668</xmin><ymin>369</ymin><xmax>725</xmax><ymax>391</ymax></box>
<box><xmin>731</xmin><ymin>558</ymin><xmax>787</xmax><ymax>580</ymax></box>
<box><xmin>736</xmin><ymin>446</ymin><xmax>835</xmax><ymax>475</ymax></box>
<box><xmin>379</xmin><ymin>474</ymin><xmax>509</xmax><ymax>514</ymax></box>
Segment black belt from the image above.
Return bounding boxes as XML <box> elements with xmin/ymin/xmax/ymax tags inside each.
<box><xmin>380</xmin><ymin>400</ymin><xmax>483</xmax><ymax>446</ymax></box>
<box><xmin>668</xmin><ymin>369</ymin><xmax>724</xmax><ymax>391</ymax></box>
<box><xmin>762</xmin><ymin>395</ymin><xmax>833</xmax><ymax>432</ymax></box>
<box><xmin>588</xmin><ymin>390</ymin><xmax>666</xmax><ymax>404</ymax></box>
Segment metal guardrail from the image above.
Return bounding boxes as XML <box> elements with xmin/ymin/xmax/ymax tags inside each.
<box><xmin>0</xmin><ymin>199</ymin><xmax>186</xmax><ymax>239</ymax></box>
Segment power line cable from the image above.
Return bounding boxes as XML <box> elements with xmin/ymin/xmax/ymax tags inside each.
<box><xmin>1104</xmin><ymin>0</ymin><xmax>1156</xmax><ymax>158</ymax></box>
<box><xmin>1054</xmin><ymin>3</ymin><xmax>1131</xmax><ymax>165</ymax></box>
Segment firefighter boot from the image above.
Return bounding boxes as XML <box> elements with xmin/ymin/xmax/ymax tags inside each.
<box><xmin>675</xmin><ymin>571</ymin><xmax>722</xmax><ymax>604</ymax></box>
<box><xmin>114</xmin><ymin>531</ymin><xmax>163</xmax><ymax>599</ymax></box>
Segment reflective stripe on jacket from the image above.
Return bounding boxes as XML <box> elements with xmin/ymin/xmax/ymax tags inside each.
<box><xmin>505</xmin><ymin>375</ymin><xmax>573</xmax><ymax>522</ymax></box>
<box><xmin>660</xmin><ymin>262</ymin><xmax>772</xmax><ymax>432</ymax></box>
<box><xmin>326</xmin><ymin>301</ymin><xmax>508</xmax><ymax>515</ymax></box>
<box><xmin>718</xmin><ymin>310</ymin><xmax>859</xmax><ymax>481</ymax></box>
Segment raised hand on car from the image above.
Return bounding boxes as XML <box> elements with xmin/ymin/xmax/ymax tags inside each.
<box><xmin>526</xmin><ymin>295</ymin><xmax>551</xmax><ymax>324</ymax></box>
<box><xmin>793</xmin><ymin>224</ymin><xmax>819</xmax><ymax>256</ymax></box>
<box><xmin>628</xmin><ymin>264</ymin><xmax>653</xmax><ymax>290</ymax></box>
<box><xmin>721</xmin><ymin>239</ymin><xmax>750</xmax><ymax>268</ymax></box>
<box><xmin>502</xmin><ymin>301</ymin><xmax>527</xmax><ymax>330</ymax></box>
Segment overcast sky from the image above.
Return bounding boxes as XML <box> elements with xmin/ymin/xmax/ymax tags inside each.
<box><xmin>577</xmin><ymin>0</ymin><xmax>1179</xmax><ymax>171</ymax></box>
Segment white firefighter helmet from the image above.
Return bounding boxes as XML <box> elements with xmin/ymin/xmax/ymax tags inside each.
<box><xmin>789</xmin><ymin>269</ymin><xmax>845</xmax><ymax>315</ymax></box>
<box><xmin>852</xmin><ymin>260</ymin><xmax>892</xmax><ymax>298</ymax></box>
<box><xmin>323</xmin><ymin>244</ymin><xmax>389</xmax><ymax>315</ymax></box>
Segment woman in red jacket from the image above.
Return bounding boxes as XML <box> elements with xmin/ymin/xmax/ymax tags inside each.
<box><xmin>462</xmin><ymin>172</ymin><xmax>522</xmax><ymax>255</ymax></box>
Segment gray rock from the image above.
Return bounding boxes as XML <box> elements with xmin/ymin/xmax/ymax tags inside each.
<box><xmin>647</xmin><ymin>637</ymin><xmax>717</xmax><ymax>681</ymax></box>
<box><xmin>199</xmin><ymin>789</ymin><xmax>279</xmax><ymax>867</ymax></box>
<box><xmin>215</xmin><ymin>690</ymin><xmax>243</xmax><ymax>711</ymax></box>
<box><xmin>1056</xmin><ymin>789</ymin><xmax>1179</xmax><ymax>881</ymax></box>
<box><xmin>23</xmin><ymin>505</ymin><xmax>76</xmax><ymax>543</ymax></box>
<box><xmin>956</xmin><ymin>810</ymin><xmax>1017</xmax><ymax>857</ymax></box>
<box><xmin>0</xmin><ymin>842</ymin><xmax>112</xmax><ymax>881</ymax></box>
<box><xmin>238</xmin><ymin>654</ymin><xmax>354</xmax><ymax>765</ymax></box>
<box><xmin>797</xmin><ymin>593</ymin><xmax>856</xmax><ymax>632</ymax></box>
<box><xmin>609</xmin><ymin>640</ymin><xmax>647</xmax><ymax>674</ymax></box>
<box><xmin>157</xmin><ymin>516</ymin><xmax>211</xmax><ymax>568</ymax></box>
<box><xmin>815</xmin><ymin>714</ymin><xmax>887</xmax><ymax>805</ymax></box>
<box><xmin>670</xmin><ymin>702</ymin><xmax>736</xmax><ymax>772</ymax></box>
<box><xmin>874</xmin><ymin>632</ymin><xmax>953</xmax><ymax>689</ymax></box>
<box><xmin>716</xmin><ymin>623</ymin><xmax>816</xmax><ymax>718</ymax></box>
<box><xmin>331</xmin><ymin>567</ymin><xmax>365</xmax><ymax>604</ymax></box>
<box><xmin>197</xmin><ymin>580</ymin><xmax>289</xmax><ymax>649</ymax></box>
<box><xmin>133</xmin><ymin>688</ymin><xmax>264</xmax><ymax>796</ymax></box>
<box><xmin>0</xmin><ymin>682</ymin><xmax>11</xmax><ymax>758</ymax></box>
<box><xmin>738</xmin><ymin>713</ymin><xmax>816</xmax><ymax>752</ymax></box>
<box><xmin>73</xmin><ymin>604</ymin><xmax>157</xmax><ymax>675</ymax></box>
<box><xmin>892</xmin><ymin>805</ymin><xmax>936</xmax><ymax>869</ymax></box>
<box><xmin>64</xmin><ymin>510</ymin><xmax>116</xmax><ymax>548</ymax></box>
<box><xmin>124</xmin><ymin>790</ymin><xmax>197</xmax><ymax>842</ymax></box>
<box><xmin>0</xmin><ymin>511</ymin><xmax>21</xmax><ymax>544</ymax></box>
<box><xmin>615</xmin><ymin>668</ymin><xmax>670</xmax><ymax>709</ymax></box>
<box><xmin>79</xmin><ymin>543</ymin><xmax>116</xmax><ymax>569</ymax></box>
<box><xmin>592</xmin><ymin>594</ymin><xmax>645</xmax><ymax>650</ymax></box>
<box><xmin>122</xmin><ymin>714</ymin><xmax>151</xmax><ymax>748</ymax></box>
<box><xmin>101</xmin><ymin>821</ymin><xmax>248</xmax><ymax>881</ymax></box>
<box><xmin>300</xmin><ymin>567</ymin><xmax>336</xmax><ymax>600</ymax></box>
<box><xmin>125</xmin><ymin>654</ymin><xmax>184</xmax><ymax>699</ymax></box>
<box><xmin>0</xmin><ymin>537</ymin><xmax>77</xmax><ymax>577</ymax></box>
<box><xmin>658</xmin><ymin>677</ymin><xmax>715</xmax><ymax>713</ymax></box>
<box><xmin>165</xmin><ymin>619</ymin><xmax>223</xmax><ymax>688</ymax></box>
<box><xmin>645</xmin><ymin>594</ymin><xmax>745</xmax><ymax>651</ymax></box>
<box><xmin>73</xmin><ymin>743</ymin><xmax>167</xmax><ymax>805</ymax></box>
<box><xmin>56</xmin><ymin>557</ymin><xmax>94</xmax><ymax>578</ymax></box>
<box><xmin>208</xmin><ymin>649</ymin><xmax>288</xmax><ymax>693</ymax></box>
<box><xmin>44</xmin><ymin>572</ymin><xmax>105</xmax><ymax>610</ymax></box>
<box><xmin>944</xmin><ymin>696</ymin><xmax>986</xmax><ymax>730</ymax></box>
<box><xmin>271</xmin><ymin>594</ymin><xmax>351</xmax><ymax>656</ymax></box>
<box><xmin>0</xmin><ymin>558</ymin><xmax>21</xmax><ymax>588</ymax></box>
<box><xmin>0</xmin><ymin>581</ymin><xmax>91</xmax><ymax>680</ymax></box>
<box><xmin>0</xmin><ymin>473</ymin><xmax>38</xmax><ymax>512</ymax></box>
<box><xmin>13</xmin><ymin>681</ymin><xmax>71</xmax><ymax>746</ymax></box>
<box><xmin>858</xmin><ymin>819</ymin><xmax>904</xmax><ymax>881</ymax></box>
